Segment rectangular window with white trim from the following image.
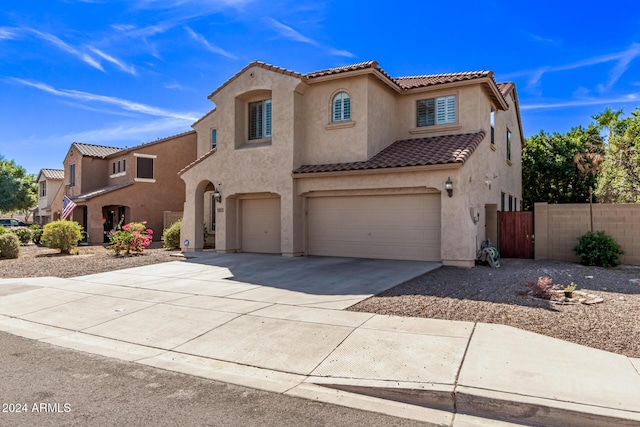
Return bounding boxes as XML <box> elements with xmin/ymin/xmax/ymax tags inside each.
<box><xmin>248</xmin><ymin>99</ymin><xmax>272</xmax><ymax>140</ymax></box>
<box><xmin>417</xmin><ymin>95</ymin><xmax>456</xmax><ymax>127</ymax></box>
<box><xmin>134</xmin><ymin>153</ymin><xmax>156</xmax><ymax>182</ymax></box>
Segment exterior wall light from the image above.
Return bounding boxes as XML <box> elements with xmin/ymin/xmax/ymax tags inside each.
<box><xmin>445</xmin><ymin>177</ymin><xmax>453</xmax><ymax>197</ymax></box>
<box><xmin>213</xmin><ymin>189</ymin><xmax>222</xmax><ymax>204</ymax></box>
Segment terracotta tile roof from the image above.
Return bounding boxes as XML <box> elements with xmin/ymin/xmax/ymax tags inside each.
<box><xmin>178</xmin><ymin>148</ymin><xmax>217</xmax><ymax>176</ymax></box>
<box><xmin>395</xmin><ymin>71</ymin><xmax>493</xmax><ymax>89</ymax></box>
<box><xmin>497</xmin><ymin>82</ymin><xmax>515</xmax><ymax>97</ymax></box>
<box><xmin>209</xmin><ymin>61</ymin><xmax>303</xmax><ymax>99</ymax></box>
<box><xmin>72</xmin><ymin>142</ymin><xmax>123</xmax><ymax>158</ymax></box>
<box><xmin>40</xmin><ymin>168</ymin><xmax>64</xmax><ymax>180</ymax></box>
<box><xmin>305</xmin><ymin>61</ymin><xmax>378</xmax><ymax>78</ymax></box>
<box><xmin>72</xmin><ymin>181</ymin><xmax>135</xmax><ymax>201</ymax></box>
<box><xmin>293</xmin><ymin>131</ymin><xmax>486</xmax><ymax>175</ymax></box>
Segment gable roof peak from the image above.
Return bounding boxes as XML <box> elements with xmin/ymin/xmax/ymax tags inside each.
<box><xmin>71</xmin><ymin>142</ymin><xmax>123</xmax><ymax>158</ymax></box>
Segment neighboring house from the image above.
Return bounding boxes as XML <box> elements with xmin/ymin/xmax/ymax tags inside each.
<box><xmin>35</xmin><ymin>168</ymin><xmax>64</xmax><ymax>225</ymax></box>
<box><xmin>179</xmin><ymin>60</ymin><xmax>523</xmax><ymax>267</ymax></box>
<box><xmin>51</xmin><ymin>131</ymin><xmax>197</xmax><ymax>244</ymax></box>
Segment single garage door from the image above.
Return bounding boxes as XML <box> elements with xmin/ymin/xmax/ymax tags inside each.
<box><xmin>241</xmin><ymin>198</ymin><xmax>281</xmax><ymax>254</ymax></box>
<box><xmin>308</xmin><ymin>194</ymin><xmax>440</xmax><ymax>261</ymax></box>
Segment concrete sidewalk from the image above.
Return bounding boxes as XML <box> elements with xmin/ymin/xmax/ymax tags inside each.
<box><xmin>0</xmin><ymin>254</ymin><xmax>639</xmax><ymax>426</ymax></box>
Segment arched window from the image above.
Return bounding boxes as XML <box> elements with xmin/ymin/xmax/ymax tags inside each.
<box><xmin>332</xmin><ymin>92</ymin><xmax>351</xmax><ymax>122</ymax></box>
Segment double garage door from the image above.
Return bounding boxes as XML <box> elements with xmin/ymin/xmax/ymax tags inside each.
<box><xmin>308</xmin><ymin>193</ymin><xmax>441</xmax><ymax>261</ymax></box>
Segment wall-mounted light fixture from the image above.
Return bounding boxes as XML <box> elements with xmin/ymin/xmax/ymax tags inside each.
<box><xmin>213</xmin><ymin>183</ymin><xmax>222</xmax><ymax>204</ymax></box>
<box><xmin>445</xmin><ymin>177</ymin><xmax>453</xmax><ymax>197</ymax></box>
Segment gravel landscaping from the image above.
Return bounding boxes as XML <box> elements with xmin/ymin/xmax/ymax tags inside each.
<box><xmin>349</xmin><ymin>258</ymin><xmax>640</xmax><ymax>358</ymax></box>
<box><xmin>2</xmin><ymin>245</ymin><xmax>639</xmax><ymax>358</ymax></box>
<box><xmin>0</xmin><ymin>243</ymin><xmax>179</xmax><ymax>279</ymax></box>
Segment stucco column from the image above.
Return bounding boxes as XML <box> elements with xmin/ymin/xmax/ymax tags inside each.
<box><xmin>180</xmin><ymin>182</ymin><xmax>201</xmax><ymax>252</ymax></box>
<box><xmin>440</xmin><ymin>191</ymin><xmax>477</xmax><ymax>268</ymax></box>
<box><xmin>280</xmin><ymin>187</ymin><xmax>303</xmax><ymax>257</ymax></box>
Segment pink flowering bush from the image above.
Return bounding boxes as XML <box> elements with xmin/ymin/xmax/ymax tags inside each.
<box><xmin>109</xmin><ymin>221</ymin><xmax>153</xmax><ymax>256</ymax></box>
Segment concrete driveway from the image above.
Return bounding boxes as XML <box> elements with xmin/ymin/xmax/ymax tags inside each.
<box><xmin>2</xmin><ymin>253</ymin><xmax>639</xmax><ymax>426</ymax></box>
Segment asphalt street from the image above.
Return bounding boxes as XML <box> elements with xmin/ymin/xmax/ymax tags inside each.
<box><xmin>0</xmin><ymin>331</ymin><xmax>429</xmax><ymax>426</ymax></box>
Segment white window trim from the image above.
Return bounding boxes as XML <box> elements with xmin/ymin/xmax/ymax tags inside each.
<box><xmin>134</xmin><ymin>153</ymin><xmax>156</xmax><ymax>181</ymax></box>
<box><xmin>331</xmin><ymin>91</ymin><xmax>351</xmax><ymax>123</ymax></box>
<box><xmin>415</xmin><ymin>94</ymin><xmax>458</xmax><ymax>128</ymax></box>
<box><xmin>110</xmin><ymin>172</ymin><xmax>126</xmax><ymax>178</ymax></box>
<box><xmin>248</xmin><ymin>98</ymin><xmax>272</xmax><ymax>141</ymax></box>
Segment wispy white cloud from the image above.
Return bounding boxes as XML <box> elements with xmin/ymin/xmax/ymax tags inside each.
<box><xmin>0</xmin><ymin>27</ymin><xmax>19</xmax><ymax>40</ymax></box>
<box><xmin>264</xmin><ymin>18</ymin><xmax>355</xmax><ymax>58</ymax></box>
<box><xmin>184</xmin><ymin>26</ymin><xmax>237</xmax><ymax>59</ymax></box>
<box><xmin>521</xmin><ymin>92</ymin><xmax>640</xmax><ymax>110</ymax></box>
<box><xmin>29</xmin><ymin>29</ymin><xmax>105</xmax><ymax>71</ymax></box>
<box><xmin>266</xmin><ymin>18</ymin><xmax>317</xmax><ymax>45</ymax></box>
<box><xmin>88</xmin><ymin>47</ymin><xmax>137</xmax><ymax>75</ymax></box>
<box><xmin>10</xmin><ymin>78</ymin><xmax>199</xmax><ymax>121</ymax></box>
<box><xmin>54</xmin><ymin>117</ymin><xmax>192</xmax><ymax>146</ymax></box>
<box><xmin>597</xmin><ymin>44</ymin><xmax>640</xmax><ymax>92</ymax></box>
<box><xmin>503</xmin><ymin>44</ymin><xmax>640</xmax><ymax>92</ymax></box>
<box><xmin>522</xmin><ymin>31</ymin><xmax>554</xmax><ymax>43</ymax></box>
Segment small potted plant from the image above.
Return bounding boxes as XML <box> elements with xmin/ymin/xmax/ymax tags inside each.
<box><xmin>563</xmin><ymin>282</ymin><xmax>577</xmax><ymax>299</ymax></box>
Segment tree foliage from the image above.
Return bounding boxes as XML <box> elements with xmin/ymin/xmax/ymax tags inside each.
<box><xmin>0</xmin><ymin>155</ymin><xmax>37</xmax><ymax>213</ymax></box>
<box><xmin>594</xmin><ymin>108</ymin><xmax>640</xmax><ymax>203</ymax></box>
<box><xmin>522</xmin><ymin>126</ymin><xmax>604</xmax><ymax>210</ymax></box>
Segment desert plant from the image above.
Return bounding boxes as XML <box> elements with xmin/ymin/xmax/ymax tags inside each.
<box><xmin>573</xmin><ymin>231</ymin><xmax>623</xmax><ymax>268</ymax></box>
<box><xmin>525</xmin><ymin>276</ymin><xmax>561</xmax><ymax>300</ymax></box>
<box><xmin>162</xmin><ymin>219</ymin><xmax>181</xmax><ymax>249</ymax></box>
<box><xmin>109</xmin><ymin>222</ymin><xmax>153</xmax><ymax>255</ymax></box>
<box><xmin>13</xmin><ymin>227</ymin><xmax>32</xmax><ymax>245</ymax></box>
<box><xmin>563</xmin><ymin>282</ymin><xmax>577</xmax><ymax>293</ymax></box>
<box><xmin>30</xmin><ymin>224</ymin><xmax>43</xmax><ymax>244</ymax></box>
<box><xmin>42</xmin><ymin>220</ymin><xmax>84</xmax><ymax>254</ymax></box>
<box><xmin>0</xmin><ymin>233</ymin><xmax>20</xmax><ymax>259</ymax></box>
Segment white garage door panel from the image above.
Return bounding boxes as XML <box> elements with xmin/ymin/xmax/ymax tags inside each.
<box><xmin>308</xmin><ymin>194</ymin><xmax>440</xmax><ymax>261</ymax></box>
<box><xmin>241</xmin><ymin>198</ymin><xmax>281</xmax><ymax>254</ymax></box>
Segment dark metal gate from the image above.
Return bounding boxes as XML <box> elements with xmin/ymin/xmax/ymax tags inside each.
<box><xmin>498</xmin><ymin>211</ymin><xmax>534</xmax><ymax>258</ymax></box>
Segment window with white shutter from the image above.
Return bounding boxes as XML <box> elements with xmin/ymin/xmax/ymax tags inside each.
<box><xmin>332</xmin><ymin>92</ymin><xmax>351</xmax><ymax>122</ymax></box>
<box><xmin>417</xmin><ymin>95</ymin><xmax>456</xmax><ymax>127</ymax></box>
<box><xmin>248</xmin><ymin>99</ymin><xmax>272</xmax><ymax>140</ymax></box>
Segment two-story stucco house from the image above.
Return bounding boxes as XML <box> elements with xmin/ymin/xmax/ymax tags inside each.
<box><xmin>34</xmin><ymin>168</ymin><xmax>64</xmax><ymax>225</ymax></box>
<box><xmin>51</xmin><ymin>131</ymin><xmax>197</xmax><ymax>244</ymax></box>
<box><xmin>179</xmin><ymin>61</ymin><xmax>523</xmax><ymax>267</ymax></box>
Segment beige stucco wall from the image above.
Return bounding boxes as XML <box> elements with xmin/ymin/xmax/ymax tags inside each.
<box><xmin>184</xmin><ymin>66</ymin><xmax>305</xmax><ymax>255</ymax></box>
<box><xmin>181</xmin><ymin>63</ymin><xmax>524</xmax><ymax>267</ymax></box>
<box><xmin>535</xmin><ymin>202</ymin><xmax>640</xmax><ymax>265</ymax></box>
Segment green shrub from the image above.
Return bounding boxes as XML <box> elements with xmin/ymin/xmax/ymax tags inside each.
<box><xmin>162</xmin><ymin>219</ymin><xmax>181</xmax><ymax>249</ymax></box>
<box><xmin>573</xmin><ymin>231</ymin><xmax>623</xmax><ymax>268</ymax></box>
<box><xmin>30</xmin><ymin>224</ymin><xmax>43</xmax><ymax>244</ymax></box>
<box><xmin>109</xmin><ymin>222</ymin><xmax>153</xmax><ymax>256</ymax></box>
<box><xmin>42</xmin><ymin>220</ymin><xmax>84</xmax><ymax>254</ymax></box>
<box><xmin>0</xmin><ymin>233</ymin><xmax>20</xmax><ymax>259</ymax></box>
<box><xmin>13</xmin><ymin>227</ymin><xmax>32</xmax><ymax>245</ymax></box>
<box><xmin>0</xmin><ymin>226</ymin><xmax>6</xmax><ymax>235</ymax></box>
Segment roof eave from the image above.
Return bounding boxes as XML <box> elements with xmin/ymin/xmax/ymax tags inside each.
<box><xmin>306</xmin><ymin>67</ymin><xmax>403</xmax><ymax>93</ymax></box>
<box><xmin>292</xmin><ymin>162</ymin><xmax>462</xmax><ymax>179</ymax></box>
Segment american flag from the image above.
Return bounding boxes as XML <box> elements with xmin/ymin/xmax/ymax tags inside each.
<box><xmin>61</xmin><ymin>195</ymin><xmax>77</xmax><ymax>220</ymax></box>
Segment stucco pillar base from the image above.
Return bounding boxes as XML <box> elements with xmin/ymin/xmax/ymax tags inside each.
<box><xmin>182</xmin><ymin>247</ymin><xmax>198</xmax><ymax>252</ymax></box>
<box><xmin>282</xmin><ymin>252</ymin><xmax>303</xmax><ymax>257</ymax></box>
<box><xmin>442</xmin><ymin>259</ymin><xmax>475</xmax><ymax>268</ymax></box>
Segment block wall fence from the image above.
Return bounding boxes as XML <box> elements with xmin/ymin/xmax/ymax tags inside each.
<box><xmin>534</xmin><ymin>202</ymin><xmax>640</xmax><ymax>265</ymax></box>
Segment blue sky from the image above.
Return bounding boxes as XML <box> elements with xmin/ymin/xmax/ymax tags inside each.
<box><xmin>1</xmin><ymin>0</ymin><xmax>640</xmax><ymax>175</ymax></box>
